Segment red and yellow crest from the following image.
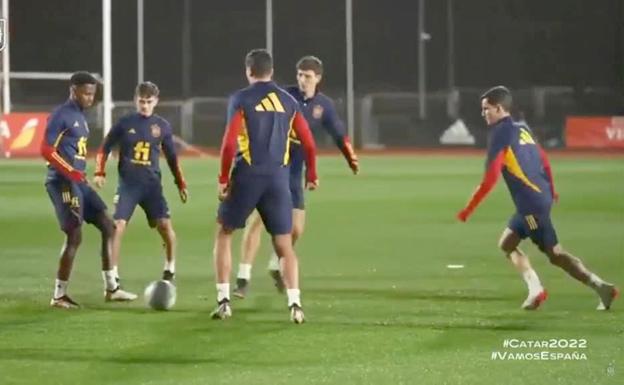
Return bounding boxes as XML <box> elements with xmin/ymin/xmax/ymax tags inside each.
<box><xmin>312</xmin><ymin>104</ymin><xmax>324</xmax><ymax>119</ymax></box>
<box><xmin>150</xmin><ymin>124</ymin><xmax>161</xmax><ymax>138</ymax></box>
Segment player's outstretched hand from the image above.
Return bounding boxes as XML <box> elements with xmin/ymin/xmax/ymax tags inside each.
<box><xmin>349</xmin><ymin>158</ymin><xmax>359</xmax><ymax>175</ymax></box>
<box><xmin>217</xmin><ymin>183</ymin><xmax>229</xmax><ymax>201</ymax></box>
<box><xmin>93</xmin><ymin>175</ymin><xmax>106</xmax><ymax>189</ymax></box>
<box><xmin>456</xmin><ymin>208</ymin><xmax>470</xmax><ymax>222</ymax></box>
<box><xmin>179</xmin><ymin>188</ymin><xmax>188</xmax><ymax>203</ymax></box>
<box><xmin>305</xmin><ymin>180</ymin><xmax>319</xmax><ymax>191</ymax></box>
<box><xmin>553</xmin><ymin>191</ymin><xmax>560</xmax><ymax>203</ymax></box>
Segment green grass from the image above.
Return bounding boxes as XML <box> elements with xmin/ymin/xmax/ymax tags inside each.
<box><xmin>0</xmin><ymin>155</ymin><xmax>622</xmax><ymax>385</ymax></box>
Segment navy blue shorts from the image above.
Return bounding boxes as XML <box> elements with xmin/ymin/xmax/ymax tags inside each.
<box><xmin>508</xmin><ymin>212</ymin><xmax>559</xmax><ymax>250</ymax></box>
<box><xmin>113</xmin><ymin>180</ymin><xmax>170</xmax><ymax>225</ymax></box>
<box><xmin>46</xmin><ymin>181</ymin><xmax>107</xmax><ymax>233</ymax></box>
<box><xmin>218</xmin><ymin>167</ymin><xmax>292</xmax><ymax>235</ymax></box>
<box><xmin>290</xmin><ymin>164</ymin><xmax>305</xmax><ymax>210</ymax></box>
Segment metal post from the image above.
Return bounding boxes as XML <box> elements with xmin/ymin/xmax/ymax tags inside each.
<box><xmin>447</xmin><ymin>0</ymin><xmax>454</xmax><ymax>90</ymax></box>
<box><xmin>345</xmin><ymin>0</ymin><xmax>355</xmax><ymax>141</ymax></box>
<box><xmin>182</xmin><ymin>0</ymin><xmax>191</xmax><ymax>97</ymax></box>
<box><xmin>266</xmin><ymin>0</ymin><xmax>273</xmax><ymax>54</ymax></box>
<box><xmin>137</xmin><ymin>0</ymin><xmax>144</xmax><ymax>83</ymax></box>
<box><xmin>2</xmin><ymin>0</ymin><xmax>10</xmax><ymax>114</ymax></box>
<box><xmin>103</xmin><ymin>0</ymin><xmax>112</xmax><ymax>135</ymax></box>
<box><xmin>418</xmin><ymin>0</ymin><xmax>426</xmax><ymax>119</ymax></box>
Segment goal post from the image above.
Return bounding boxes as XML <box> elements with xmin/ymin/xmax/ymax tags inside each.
<box><xmin>0</xmin><ymin>0</ymin><xmax>113</xmax><ymax>139</ymax></box>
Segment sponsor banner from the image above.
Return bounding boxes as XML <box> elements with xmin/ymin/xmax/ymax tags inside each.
<box><xmin>566</xmin><ymin>116</ymin><xmax>624</xmax><ymax>149</ymax></box>
<box><xmin>1</xmin><ymin>113</ymin><xmax>49</xmax><ymax>156</ymax></box>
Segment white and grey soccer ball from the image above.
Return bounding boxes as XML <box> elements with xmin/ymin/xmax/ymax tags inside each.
<box><xmin>144</xmin><ymin>280</ymin><xmax>177</xmax><ymax>310</ymax></box>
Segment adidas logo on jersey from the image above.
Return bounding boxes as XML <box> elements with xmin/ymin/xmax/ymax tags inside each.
<box><xmin>255</xmin><ymin>92</ymin><xmax>285</xmax><ymax>112</ymax></box>
<box><xmin>129</xmin><ymin>128</ymin><xmax>136</xmax><ymax>134</ymax></box>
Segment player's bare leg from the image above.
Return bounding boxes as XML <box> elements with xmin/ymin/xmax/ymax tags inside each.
<box><xmin>50</xmin><ymin>226</ymin><xmax>82</xmax><ymax>309</ymax></box>
<box><xmin>111</xmin><ymin>219</ymin><xmax>127</xmax><ymax>282</ymax></box>
<box><xmin>57</xmin><ymin>228</ymin><xmax>81</xmax><ymax>281</ymax></box>
<box><xmin>233</xmin><ymin>211</ymin><xmax>263</xmax><ymax>298</ymax></box>
<box><xmin>211</xmin><ymin>224</ymin><xmax>233</xmax><ymax>319</ymax></box>
<box><xmin>235</xmin><ymin>209</ymin><xmax>304</xmax><ymax>297</ymax></box>
<box><xmin>542</xmin><ymin>244</ymin><xmax>618</xmax><ymax>310</ymax></box>
<box><xmin>272</xmin><ymin>233</ymin><xmax>304</xmax><ymax>323</ymax></box>
<box><xmin>499</xmin><ymin>228</ymin><xmax>547</xmax><ymax>310</ymax></box>
<box><xmin>93</xmin><ymin>213</ymin><xmax>115</xmax><ymax>273</ymax></box>
<box><xmin>94</xmin><ymin>213</ymin><xmax>137</xmax><ymax>302</ymax></box>
<box><xmin>154</xmin><ymin>218</ymin><xmax>177</xmax><ymax>281</ymax></box>
<box><xmin>291</xmin><ymin>209</ymin><xmax>306</xmax><ymax>245</ymax></box>
<box><xmin>267</xmin><ymin>208</ymin><xmax>305</xmax><ymax>291</ymax></box>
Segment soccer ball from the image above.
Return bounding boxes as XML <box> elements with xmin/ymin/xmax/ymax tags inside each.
<box><xmin>144</xmin><ymin>280</ymin><xmax>177</xmax><ymax>310</ymax></box>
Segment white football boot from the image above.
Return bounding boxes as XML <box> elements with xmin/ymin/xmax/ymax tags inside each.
<box><xmin>211</xmin><ymin>299</ymin><xmax>232</xmax><ymax>320</ymax></box>
<box><xmin>289</xmin><ymin>304</ymin><xmax>305</xmax><ymax>324</ymax></box>
<box><xmin>596</xmin><ymin>284</ymin><xmax>619</xmax><ymax>311</ymax></box>
<box><xmin>521</xmin><ymin>289</ymin><xmax>548</xmax><ymax>310</ymax></box>
<box><xmin>105</xmin><ymin>287</ymin><xmax>138</xmax><ymax>302</ymax></box>
<box><xmin>50</xmin><ymin>295</ymin><xmax>80</xmax><ymax>309</ymax></box>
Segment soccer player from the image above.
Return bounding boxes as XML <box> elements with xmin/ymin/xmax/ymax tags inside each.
<box><xmin>233</xmin><ymin>55</ymin><xmax>358</xmax><ymax>297</ymax></box>
<box><xmin>457</xmin><ymin>86</ymin><xmax>619</xmax><ymax>310</ymax></box>
<box><xmin>94</xmin><ymin>81</ymin><xmax>187</xmax><ymax>285</ymax></box>
<box><xmin>41</xmin><ymin>72</ymin><xmax>136</xmax><ymax>308</ymax></box>
<box><xmin>212</xmin><ymin>49</ymin><xmax>318</xmax><ymax>323</ymax></box>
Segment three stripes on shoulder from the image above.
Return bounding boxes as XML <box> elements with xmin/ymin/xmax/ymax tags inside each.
<box><xmin>255</xmin><ymin>92</ymin><xmax>285</xmax><ymax>112</ymax></box>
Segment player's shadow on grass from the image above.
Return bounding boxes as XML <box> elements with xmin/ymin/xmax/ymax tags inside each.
<box><xmin>0</xmin><ymin>348</ymin><xmax>217</xmax><ymax>365</ymax></box>
<box><xmin>310</xmin><ymin>319</ymin><xmax>533</xmax><ymax>332</ymax></box>
<box><xmin>84</xmin><ymin>305</ymin><xmax>196</xmax><ymax>314</ymax></box>
<box><xmin>106</xmin><ymin>355</ymin><xmax>218</xmax><ymax>365</ymax></box>
<box><xmin>310</xmin><ymin>287</ymin><xmax>507</xmax><ymax>302</ymax></box>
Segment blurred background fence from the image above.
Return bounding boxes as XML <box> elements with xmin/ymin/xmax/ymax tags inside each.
<box><xmin>2</xmin><ymin>0</ymin><xmax>623</xmax><ymax>152</ymax></box>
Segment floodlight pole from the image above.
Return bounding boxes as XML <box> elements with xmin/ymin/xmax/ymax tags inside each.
<box><xmin>418</xmin><ymin>0</ymin><xmax>427</xmax><ymax>119</ymax></box>
<box><xmin>266</xmin><ymin>0</ymin><xmax>273</xmax><ymax>54</ymax></box>
<box><xmin>345</xmin><ymin>0</ymin><xmax>355</xmax><ymax>141</ymax></box>
<box><xmin>447</xmin><ymin>0</ymin><xmax>455</xmax><ymax>90</ymax></box>
<box><xmin>103</xmin><ymin>0</ymin><xmax>112</xmax><ymax>136</ymax></box>
<box><xmin>182</xmin><ymin>0</ymin><xmax>192</xmax><ymax>97</ymax></box>
<box><xmin>137</xmin><ymin>0</ymin><xmax>144</xmax><ymax>84</ymax></box>
<box><xmin>2</xmin><ymin>0</ymin><xmax>10</xmax><ymax>114</ymax></box>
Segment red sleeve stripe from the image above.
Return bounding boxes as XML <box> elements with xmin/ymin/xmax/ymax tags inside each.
<box><xmin>292</xmin><ymin>112</ymin><xmax>317</xmax><ymax>182</ymax></box>
<box><xmin>51</xmin><ymin>152</ymin><xmax>75</xmax><ymax>172</ymax></box>
<box><xmin>219</xmin><ymin>110</ymin><xmax>243</xmax><ymax>184</ymax></box>
<box><xmin>463</xmin><ymin>149</ymin><xmax>505</xmax><ymax>213</ymax></box>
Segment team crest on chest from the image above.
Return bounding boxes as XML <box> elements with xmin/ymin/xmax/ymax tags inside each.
<box><xmin>312</xmin><ymin>104</ymin><xmax>324</xmax><ymax>119</ymax></box>
<box><xmin>151</xmin><ymin>124</ymin><xmax>161</xmax><ymax>138</ymax></box>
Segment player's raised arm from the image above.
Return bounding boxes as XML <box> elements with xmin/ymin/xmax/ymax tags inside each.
<box><xmin>292</xmin><ymin>111</ymin><xmax>318</xmax><ymax>187</ymax></box>
<box><xmin>161</xmin><ymin>125</ymin><xmax>187</xmax><ymax>189</ymax></box>
<box><xmin>322</xmin><ymin>100</ymin><xmax>358</xmax><ymax>174</ymax></box>
<box><xmin>457</xmin><ymin>128</ymin><xmax>509</xmax><ymax>222</ymax></box>
<box><xmin>537</xmin><ymin>144</ymin><xmax>558</xmax><ymax>202</ymax></box>
<box><xmin>94</xmin><ymin>122</ymin><xmax>123</xmax><ymax>178</ymax></box>
<box><xmin>40</xmin><ymin>113</ymin><xmax>84</xmax><ymax>183</ymax></box>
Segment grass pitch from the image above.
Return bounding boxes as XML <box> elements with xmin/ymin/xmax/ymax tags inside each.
<box><xmin>0</xmin><ymin>154</ymin><xmax>622</xmax><ymax>385</ymax></box>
